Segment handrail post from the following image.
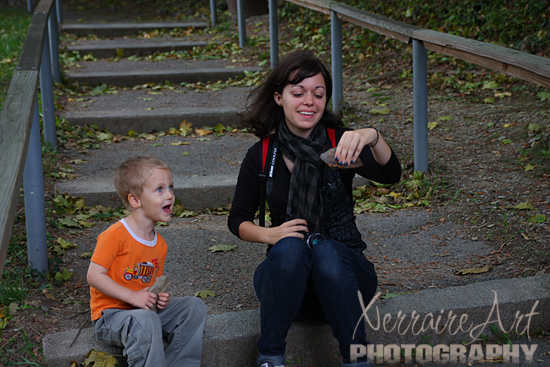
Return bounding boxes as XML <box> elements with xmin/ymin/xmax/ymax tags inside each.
<box><xmin>55</xmin><ymin>0</ymin><xmax>63</xmax><ymax>24</ymax></box>
<box><xmin>40</xmin><ymin>21</ymin><xmax>58</xmax><ymax>149</ymax></box>
<box><xmin>210</xmin><ymin>0</ymin><xmax>217</xmax><ymax>27</ymax></box>
<box><xmin>24</xmin><ymin>99</ymin><xmax>49</xmax><ymax>273</ymax></box>
<box><xmin>269</xmin><ymin>0</ymin><xmax>279</xmax><ymax>69</ymax></box>
<box><xmin>27</xmin><ymin>0</ymin><xmax>33</xmax><ymax>12</ymax></box>
<box><xmin>237</xmin><ymin>0</ymin><xmax>246</xmax><ymax>47</ymax></box>
<box><xmin>49</xmin><ymin>0</ymin><xmax>61</xmax><ymax>83</ymax></box>
<box><xmin>413</xmin><ymin>39</ymin><xmax>428</xmax><ymax>173</ymax></box>
<box><xmin>331</xmin><ymin>10</ymin><xmax>343</xmax><ymax>113</ymax></box>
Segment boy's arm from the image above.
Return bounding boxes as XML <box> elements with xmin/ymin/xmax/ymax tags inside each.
<box><xmin>87</xmin><ymin>261</ymin><xmax>158</xmax><ymax>310</ymax></box>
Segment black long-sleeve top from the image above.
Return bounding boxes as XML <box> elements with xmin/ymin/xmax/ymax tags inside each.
<box><xmin>228</xmin><ymin>128</ymin><xmax>402</xmax><ymax>239</ymax></box>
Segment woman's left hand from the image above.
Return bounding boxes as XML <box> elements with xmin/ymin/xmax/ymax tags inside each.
<box><xmin>334</xmin><ymin>128</ymin><xmax>392</xmax><ymax>166</ymax></box>
<box><xmin>334</xmin><ymin>128</ymin><xmax>376</xmax><ymax>166</ymax></box>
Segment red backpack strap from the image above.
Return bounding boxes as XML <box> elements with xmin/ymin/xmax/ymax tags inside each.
<box><xmin>259</xmin><ymin>136</ymin><xmax>271</xmax><ymax>227</ymax></box>
<box><xmin>327</xmin><ymin>127</ymin><xmax>336</xmax><ymax>147</ymax></box>
<box><xmin>260</xmin><ymin>136</ymin><xmax>270</xmax><ymax>175</ymax></box>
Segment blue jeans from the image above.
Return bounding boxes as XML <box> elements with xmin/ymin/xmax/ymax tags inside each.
<box><xmin>93</xmin><ymin>296</ymin><xmax>207</xmax><ymax>367</ymax></box>
<box><xmin>253</xmin><ymin>237</ymin><xmax>377</xmax><ymax>367</ymax></box>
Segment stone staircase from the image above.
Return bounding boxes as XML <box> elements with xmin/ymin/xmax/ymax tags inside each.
<box><xmin>44</xmin><ymin>9</ymin><xmax>550</xmax><ymax>367</ymax></box>
<box><xmin>56</xmin><ymin>18</ymin><xmax>260</xmax><ymax>210</ymax></box>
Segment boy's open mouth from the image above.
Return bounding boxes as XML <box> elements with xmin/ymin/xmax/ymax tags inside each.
<box><xmin>163</xmin><ymin>204</ymin><xmax>171</xmax><ymax>213</ymax></box>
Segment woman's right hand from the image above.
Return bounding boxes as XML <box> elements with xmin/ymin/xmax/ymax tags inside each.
<box><xmin>267</xmin><ymin>219</ymin><xmax>309</xmax><ymax>244</ymax></box>
<box><xmin>239</xmin><ymin>219</ymin><xmax>309</xmax><ymax>245</ymax></box>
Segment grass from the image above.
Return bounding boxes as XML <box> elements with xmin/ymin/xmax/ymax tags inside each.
<box><xmin>0</xmin><ymin>7</ymin><xmax>32</xmax><ymax>111</ymax></box>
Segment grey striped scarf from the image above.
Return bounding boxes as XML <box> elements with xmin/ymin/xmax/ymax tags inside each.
<box><xmin>277</xmin><ymin>121</ymin><xmax>330</xmax><ymax>233</ymax></box>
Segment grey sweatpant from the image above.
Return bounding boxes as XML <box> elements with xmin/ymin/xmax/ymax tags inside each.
<box><xmin>93</xmin><ymin>296</ymin><xmax>207</xmax><ymax>367</ymax></box>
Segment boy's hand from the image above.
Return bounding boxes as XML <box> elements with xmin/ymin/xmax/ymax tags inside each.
<box><xmin>156</xmin><ymin>292</ymin><xmax>171</xmax><ymax>310</ymax></box>
<box><xmin>131</xmin><ymin>287</ymin><xmax>158</xmax><ymax>310</ymax></box>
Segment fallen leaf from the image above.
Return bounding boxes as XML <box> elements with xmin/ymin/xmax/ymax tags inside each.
<box><xmin>369</xmin><ymin>108</ymin><xmax>390</xmax><ymax>115</ymax></box>
<box><xmin>69</xmin><ymin>159</ymin><xmax>87</xmax><ymax>164</ymax></box>
<box><xmin>455</xmin><ymin>265</ymin><xmax>491</xmax><ymax>276</ymax></box>
<box><xmin>529</xmin><ymin>214</ymin><xmax>546</xmax><ymax>223</ymax></box>
<box><xmin>209</xmin><ymin>244</ymin><xmax>237</xmax><ymax>253</ymax></box>
<box><xmin>195</xmin><ymin>128</ymin><xmax>210</xmax><ymax>136</ymax></box>
<box><xmin>58</xmin><ymin>237</ymin><xmax>78</xmax><ymax>250</ymax></box>
<box><xmin>194</xmin><ymin>290</ymin><xmax>215</xmax><ymax>298</ymax></box>
<box><xmin>428</xmin><ymin>121</ymin><xmax>439</xmax><ymax>130</ymax></box>
<box><xmin>57</xmin><ymin>217</ymin><xmax>81</xmax><ymax>228</ymax></box>
<box><xmin>528</xmin><ymin>123</ymin><xmax>542</xmax><ymax>134</ymax></box>
<box><xmin>510</xmin><ymin>202</ymin><xmax>534</xmax><ymax>210</ymax></box>
<box><xmin>179</xmin><ymin>121</ymin><xmax>193</xmax><ymax>136</ymax></box>
<box><xmin>495</xmin><ymin>92</ymin><xmax>511</xmax><ymax>99</ymax></box>
<box><xmin>482</xmin><ymin>81</ymin><xmax>499</xmax><ymax>90</ymax></box>
<box><xmin>42</xmin><ymin>289</ymin><xmax>56</xmax><ymax>301</ymax></box>
<box><xmin>9</xmin><ymin>302</ymin><xmax>19</xmax><ymax>316</ymax></box>
<box><xmin>84</xmin><ymin>349</ymin><xmax>119</xmax><ymax>367</ymax></box>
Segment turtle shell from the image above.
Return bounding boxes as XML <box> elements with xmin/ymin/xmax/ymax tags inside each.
<box><xmin>320</xmin><ymin>148</ymin><xmax>363</xmax><ymax>169</ymax></box>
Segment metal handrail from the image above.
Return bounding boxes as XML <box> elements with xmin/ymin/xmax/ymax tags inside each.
<box><xmin>0</xmin><ymin>0</ymin><xmax>58</xmax><ymax>275</ymax></box>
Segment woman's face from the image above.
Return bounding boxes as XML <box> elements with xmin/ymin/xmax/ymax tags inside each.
<box><xmin>274</xmin><ymin>72</ymin><xmax>327</xmax><ymax>139</ymax></box>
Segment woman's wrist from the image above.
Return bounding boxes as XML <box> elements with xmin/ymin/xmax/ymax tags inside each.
<box><xmin>368</xmin><ymin>128</ymin><xmax>379</xmax><ymax>148</ymax></box>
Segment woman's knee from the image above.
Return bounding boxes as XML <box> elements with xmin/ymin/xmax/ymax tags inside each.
<box><xmin>267</xmin><ymin>237</ymin><xmax>310</xmax><ymax>271</ymax></box>
<box><xmin>311</xmin><ymin>240</ymin><xmax>348</xmax><ymax>281</ymax></box>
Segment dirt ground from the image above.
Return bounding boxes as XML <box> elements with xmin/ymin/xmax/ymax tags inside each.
<box><xmin>2</xmin><ymin>1</ymin><xmax>550</xmax><ymax>365</ymax></box>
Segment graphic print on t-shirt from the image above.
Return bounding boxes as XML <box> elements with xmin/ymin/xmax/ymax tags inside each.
<box><xmin>123</xmin><ymin>258</ymin><xmax>160</xmax><ymax>283</ymax></box>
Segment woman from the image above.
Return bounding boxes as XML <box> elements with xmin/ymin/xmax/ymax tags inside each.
<box><xmin>228</xmin><ymin>50</ymin><xmax>402</xmax><ymax>367</ymax></box>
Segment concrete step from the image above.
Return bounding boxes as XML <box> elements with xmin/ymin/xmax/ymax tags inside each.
<box><xmin>64</xmin><ymin>66</ymin><xmax>261</xmax><ymax>87</ymax></box>
<box><xmin>42</xmin><ymin>274</ymin><xmax>550</xmax><ymax>366</ymax></box>
<box><xmin>65</xmin><ymin>39</ymin><xmax>208</xmax><ymax>58</ymax></box>
<box><xmin>60</xmin><ymin>106</ymin><xmax>241</xmax><ymax>134</ymax></box>
<box><xmin>54</xmin><ymin>174</ymin><xmax>370</xmax><ymax>211</ymax></box>
<box><xmin>43</xmin><ymin>309</ymin><xmax>340</xmax><ymax>367</ymax></box>
<box><xmin>61</xmin><ymin>21</ymin><xmax>209</xmax><ymax>37</ymax></box>
<box><xmin>54</xmin><ymin>174</ymin><xmax>238</xmax><ymax>212</ymax></box>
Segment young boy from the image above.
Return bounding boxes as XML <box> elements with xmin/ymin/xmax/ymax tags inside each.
<box><xmin>87</xmin><ymin>156</ymin><xmax>207</xmax><ymax>367</ymax></box>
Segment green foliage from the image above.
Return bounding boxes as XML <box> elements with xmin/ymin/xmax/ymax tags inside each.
<box><xmin>340</xmin><ymin>0</ymin><xmax>550</xmax><ymax>56</ymax></box>
<box><xmin>354</xmin><ymin>171</ymin><xmax>441</xmax><ymax>213</ymax></box>
<box><xmin>53</xmin><ymin>193</ymin><xmax>125</xmax><ymax>230</ymax></box>
<box><xmin>0</xmin><ymin>328</ymin><xmax>45</xmax><ymax>366</ymax></box>
<box><xmin>0</xmin><ymin>8</ymin><xmax>32</xmax><ymax>110</ymax></box>
<box><xmin>0</xmin><ymin>272</ymin><xmax>27</xmax><ymax>306</ymax></box>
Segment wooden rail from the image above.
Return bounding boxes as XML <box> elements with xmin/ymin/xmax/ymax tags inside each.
<box><xmin>287</xmin><ymin>0</ymin><xmax>550</xmax><ymax>89</ymax></box>
<box><xmin>0</xmin><ymin>0</ymin><xmax>55</xmax><ymax>274</ymax></box>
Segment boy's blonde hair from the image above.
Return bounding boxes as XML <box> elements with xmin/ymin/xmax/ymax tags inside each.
<box><xmin>115</xmin><ymin>156</ymin><xmax>171</xmax><ymax>210</ymax></box>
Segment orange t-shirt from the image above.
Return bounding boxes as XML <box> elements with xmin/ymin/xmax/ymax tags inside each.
<box><xmin>89</xmin><ymin>219</ymin><xmax>167</xmax><ymax>321</ymax></box>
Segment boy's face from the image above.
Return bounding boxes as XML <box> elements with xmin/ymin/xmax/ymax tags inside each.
<box><xmin>136</xmin><ymin>167</ymin><xmax>174</xmax><ymax>223</ymax></box>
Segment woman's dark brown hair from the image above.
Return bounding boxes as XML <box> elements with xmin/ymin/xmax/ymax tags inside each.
<box><xmin>240</xmin><ymin>50</ymin><xmax>343</xmax><ymax>137</ymax></box>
